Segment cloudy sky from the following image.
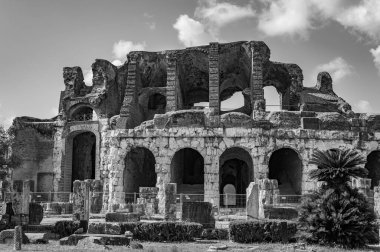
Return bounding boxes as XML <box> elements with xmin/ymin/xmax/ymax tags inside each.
<box><xmin>0</xmin><ymin>0</ymin><xmax>380</xmax><ymax>128</ymax></box>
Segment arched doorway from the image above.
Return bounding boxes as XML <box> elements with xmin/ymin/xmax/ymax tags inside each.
<box><xmin>71</xmin><ymin>132</ymin><xmax>96</xmax><ymax>189</ymax></box>
<box><xmin>219</xmin><ymin>147</ymin><xmax>253</xmax><ymax>207</ymax></box>
<box><xmin>124</xmin><ymin>147</ymin><xmax>157</xmax><ymax>196</ymax></box>
<box><xmin>268</xmin><ymin>148</ymin><xmax>302</xmax><ymax>195</ymax></box>
<box><xmin>170</xmin><ymin>148</ymin><xmax>204</xmax><ymax>197</ymax></box>
<box><xmin>365</xmin><ymin>151</ymin><xmax>380</xmax><ymax>189</ymax></box>
<box><xmin>70</xmin><ymin>106</ymin><xmax>97</xmax><ymax>121</ymax></box>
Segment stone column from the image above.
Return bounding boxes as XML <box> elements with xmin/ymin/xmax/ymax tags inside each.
<box><xmin>204</xmin><ymin>172</ymin><xmax>219</xmax><ymax>207</ymax></box>
<box><xmin>72</xmin><ymin>180</ymin><xmax>90</xmax><ymax>232</ymax></box>
<box><xmin>11</xmin><ymin>180</ymin><xmax>30</xmax><ymax>225</ymax></box>
<box><xmin>250</xmin><ymin>43</ymin><xmax>265</xmax><ymax>119</ymax></box>
<box><xmin>163</xmin><ymin>183</ymin><xmax>177</xmax><ymax>221</ymax></box>
<box><xmin>117</xmin><ymin>53</ymin><xmax>139</xmax><ymax>129</ymax></box>
<box><xmin>89</xmin><ymin>179</ymin><xmax>103</xmax><ymax>214</ymax></box>
<box><xmin>374</xmin><ymin>186</ymin><xmax>380</xmax><ymax>218</ymax></box>
<box><xmin>246</xmin><ymin>182</ymin><xmax>260</xmax><ymax>220</ymax></box>
<box><xmin>166</xmin><ymin>53</ymin><xmax>178</xmax><ymax>112</ymax></box>
<box><xmin>208</xmin><ymin>42</ymin><xmax>220</xmax><ymax>126</ymax></box>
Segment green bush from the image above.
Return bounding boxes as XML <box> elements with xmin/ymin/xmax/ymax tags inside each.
<box><xmin>53</xmin><ymin>220</ymin><xmax>80</xmax><ymax>238</ymax></box>
<box><xmin>120</xmin><ymin>221</ymin><xmax>202</xmax><ymax>242</ymax></box>
<box><xmin>229</xmin><ymin>220</ymin><xmax>297</xmax><ymax>243</ymax></box>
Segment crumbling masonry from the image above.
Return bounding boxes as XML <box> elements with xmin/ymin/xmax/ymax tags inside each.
<box><xmin>10</xmin><ymin>41</ymin><xmax>380</xmax><ymax>212</ymax></box>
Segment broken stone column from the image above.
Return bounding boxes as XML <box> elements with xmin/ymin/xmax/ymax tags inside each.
<box><xmin>246</xmin><ymin>182</ymin><xmax>261</xmax><ymax>220</ymax></box>
<box><xmin>351</xmin><ymin>177</ymin><xmax>371</xmax><ymax>197</ymax></box>
<box><xmin>138</xmin><ymin>187</ymin><xmax>158</xmax><ymax>216</ymax></box>
<box><xmin>72</xmin><ymin>180</ymin><xmax>90</xmax><ymax>232</ymax></box>
<box><xmin>14</xmin><ymin>225</ymin><xmax>22</xmax><ymax>250</ymax></box>
<box><xmin>89</xmin><ymin>179</ymin><xmax>103</xmax><ymax>214</ymax></box>
<box><xmin>163</xmin><ymin>183</ymin><xmax>177</xmax><ymax>221</ymax></box>
<box><xmin>11</xmin><ymin>180</ymin><xmax>31</xmax><ymax>225</ymax></box>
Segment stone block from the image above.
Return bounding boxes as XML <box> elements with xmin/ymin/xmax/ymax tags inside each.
<box><xmin>246</xmin><ymin>182</ymin><xmax>261</xmax><ymax>220</ymax></box>
<box><xmin>28</xmin><ymin>203</ymin><xmax>43</xmax><ymax>225</ymax></box>
<box><xmin>163</xmin><ymin>183</ymin><xmax>177</xmax><ymax>221</ymax></box>
<box><xmin>105</xmin><ymin>212</ymin><xmax>140</xmax><ymax>222</ymax></box>
<box><xmin>88</xmin><ymin>222</ymin><xmax>106</xmax><ymax>234</ymax></box>
<box><xmin>72</xmin><ymin>180</ymin><xmax>90</xmax><ymax>223</ymax></box>
<box><xmin>301</xmin><ymin>117</ymin><xmax>320</xmax><ymax>130</ymax></box>
<box><xmin>181</xmin><ymin>202</ymin><xmax>215</xmax><ymax>228</ymax></box>
<box><xmin>264</xmin><ymin>206</ymin><xmax>298</xmax><ymax>220</ymax></box>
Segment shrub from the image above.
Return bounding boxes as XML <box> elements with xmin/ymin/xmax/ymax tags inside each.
<box><xmin>121</xmin><ymin>221</ymin><xmax>202</xmax><ymax>242</ymax></box>
<box><xmin>200</xmin><ymin>228</ymin><xmax>229</xmax><ymax>240</ymax></box>
<box><xmin>298</xmin><ymin>148</ymin><xmax>378</xmax><ymax>249</ymax></box>
<box><xmin>53</xmin><ymin>220</ymin><xmax>80</xmax><ymax>238</ymax></box>
<box><xmin>229</xmin><ymin>220</ymin><xmax>297</xmax><ymax>243</ymax></box>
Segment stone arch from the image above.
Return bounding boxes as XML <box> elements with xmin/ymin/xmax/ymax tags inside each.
<box><xmin>68</xmin><ymin>104</ymin><xmax>98</xmax><ymax>121</ymax></box>
<box><xmin>219</xmin><ymin>147</ymin><xmax>253</xmax><ymax>206</ymax></box>
<box><xmin>268</xmin><ymin>148</ymin><xmax>303</xmax><ymax>195</ymax></box>
<box><xmin>62</xmin><ymin>128</ymin><xmax>100</xmax><ymax>192</ymax></box>
<box><xmin>365</xmin><ymin>150</ymin><xmax>380</xmax><ymax>189</ymax></box>
<box><xmin>123</xmin><ymin>147</ymin><xmax>157</xmax><ymax>195</ymax></box>
<box><xmin>170</xmin><ymin>148</ymin><xmax>204</xmax><ymax>196</ymax></box>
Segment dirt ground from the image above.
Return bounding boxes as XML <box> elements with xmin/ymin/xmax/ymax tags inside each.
<box><xmin>0</xmin><ymin>240</ymin><xmax>378</xmax><ymax>252</ymax></box>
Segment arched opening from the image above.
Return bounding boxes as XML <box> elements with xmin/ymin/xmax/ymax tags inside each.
<box><xmin>171</xmin><ymin>148</ymin><xmax>204</xmax><ymax>196</ymax></box>
<box><xmin>268</xmin><ymin>148</ymin><xmax>302</xmax><ymax>195</ymax></box>
<box><xmin>70</xmin><ymin>106</ymin><xmax>97</xmax><ymax>121</ymax></box>
<box><xmin>221</xmin><ymin>91</ymin><xmax>244</xmax><ymax>112</ymax></box>
<box><xmin>264</xmin><ymin>86</ymin><xmax>281</xmax><ymax>111</ymax></box>
<box><xmin>365</xmin><ymin>151</ymin><xmax>380</xmax><ymax>189</ymax></box>
<box><xmin>72</xmin><ymin>132</ymin><xmax>96</xmax><ymax>189</ymax></box>
<box><xmin>219</xmin><ymin>147</ymin><xmax>253</xmax><ymax>207</ymax></box>
<box><xmin>146</xmin><ymin>93</ymin><xmax>166</xmax><ymax>120</ymax></box>
<box><xmin>124</xmin><ymin>147</ymin><xmax>157</xmax><ymax>195</ymax></box>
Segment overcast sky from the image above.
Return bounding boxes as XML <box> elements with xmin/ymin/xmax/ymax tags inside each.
<box><xmin>1</xmin><ymin>0</ymin><xmax>380</xmax><ymax>128</ymax></box>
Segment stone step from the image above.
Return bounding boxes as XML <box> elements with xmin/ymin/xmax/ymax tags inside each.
<box><xmin>59</xmin><ymin>233</ymin><xmax>130</xmax><ymax>246</ymax></box>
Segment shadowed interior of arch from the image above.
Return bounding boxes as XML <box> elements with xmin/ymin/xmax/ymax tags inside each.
<box><xmin>71</xmin><ymin>132</ymin><xmax>96</xmax><ymax>190</ymax></box>
<box><xmin>365</xmin><ymin>151</ymin><xmax>380</xmax><ymax>189</ymax></box>
<box><xmin>170</xmin><ymin>148</ymin><xmax>204</xmax><ymax>196</ymax></box>
<box><xmin>268</xmin><ymin>148</ymin><xmax>302</xmax><ymax>195</ymax></box>
<box><xmin>219</xmin><ymin>147</ymin><xmax>253</xmax><ymax>207</ymax></box>
<box><xmin>124</xmin><ymin>147</ymin><xmax>157</xmax><ymax>197</ymax></box>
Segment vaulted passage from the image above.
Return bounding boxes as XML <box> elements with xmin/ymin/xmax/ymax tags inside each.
<box><xmin>72</xmin><ymin>132</ymin><xmax>96</xmax><ymax>188</ymax></box>
<box><xmin>171</xmin><ymin>148</ymin><xmax>204</xmax><ymax>196</ymax></box>
<box><xmin>268</xmin><ymin>148</ymin><xmax>302</xmax><ymax>195</ymax></box>
<box><xmin>219</xmin><ymin>147</ymin><xmax>253</xmax><ymax>207</ymax></box>
<box><xmin>365</xmin><ymin>151</ymin><xmax>380</xmax><ymax>189</ymax></box>
<box><xmin>124</xmin><ymin>147</ymin><xmax>157</xmax><ymax>194</ymax></box>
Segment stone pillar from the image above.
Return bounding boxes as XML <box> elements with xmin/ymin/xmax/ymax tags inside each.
<box><xmin>117</xmin><ymin>53</ymin><xmax>139</xmax><ymax>129</ymax></box>
<box><xmin>138</xmin><ymin>187</ymin><xmax>159</xmax><ymax>216</ymax></box>
<box><xmin>72</xmin><ymin>180</ymin><xmax>90</xmax><ymax>231</ymax></box>
<box><xmin>163</xmin><ymin>183</ymin><xmax>177</xmax><ymax>221</ymax></box>
<box><xmin>374</xmin><ymin>186</ymin><xmax>380</xmax><ymax>218</ymax></box>
<box><xmin>250</xmin><ymin>43</ymin><xmax>265</xmax><ymax>119</ymax></box>
<box><xmin>351</xmin><ymin>177</ymin><xmax>371</xmax><ymax>197</ymax></box>
<box><xmin>0</xmin><ymin>165</ymin><xmax>12</xmax><ymax>203</ymax></box>
<box><xmin>89</xmin><ymin>179</ymin><xmax>103</xmax><ymax>214</ymax></box>
<box><xmin>246</xmin><ymin>182</ymin><xmax>260</xmax><ymax>220</ymax></box>
<box><xmin>14</xmin><ymin>225</ymin><xmax>22</xmax><ymax>250</ymax></box>
<box><xmin>204</xmin><ymin>172</ymin><xmax>219</xmax><ymax>208</ymax></box>
<box><xmin>208</xmin><ymin>42</ymin><xmax>220</xmax><ymax>126</ymax></box>
<box><xmin>11</xmin><ymin>180</ymin><xmax>30</xmax><ymax>225</ymax></box>
<box><xmin>166</xmin><ymin>53</ymin><xmax>178</xmax><ymax>112</ymax></box>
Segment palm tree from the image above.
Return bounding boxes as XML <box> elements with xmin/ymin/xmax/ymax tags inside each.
<box><xmin>309</xmin><ymin>148</ymin><xmax>368</xmax><ymax>188</ymax></box>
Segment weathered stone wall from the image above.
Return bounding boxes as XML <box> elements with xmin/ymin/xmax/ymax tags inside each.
<box><xmin>13</xmin><ymin>128</ymin><xmax>54</xmax><ymax>192</ymax></box>
<box><xmin>101</xmin><ymin>120</ymin><xmax>380</xmax><ymax>210</ymax></box>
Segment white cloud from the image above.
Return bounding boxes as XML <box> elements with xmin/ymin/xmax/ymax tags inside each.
<box><xmin>50</xmin><ymin>107</ymin><xmax>58</xmax><ymax>117</ymax></box>
<box><xmin>258</xmin><ymin>0</ymin><xmax>313</xmax><ymax>39</ymax></box>
<box><xmin>370</xmin><ymin>45</ymin><xmax>380</xmax><ymax>75</ymax></box>
<box><xmin>314</xmin><ymin>57</ymin><xmax>354</xmax><ymax>83</ymax></box>
<box><xmin>335</xmin><ymin>0</ymin><xmax>380</xmax><ymax>42</ymax></box>
<box><xmin>83</xmin><ymin>70</ymin><xmax>93</xmax><ymax>85</ymax></box>
<box><xmin>173</xmin><ymin>14</ymin><xmax>213</xmax><ymax>47</ymax></box>
<box><xmin>195</xmin><ymin>0</ymin><xmax>255</xmax><ymax>37</ymax></box>
<box><xmin>111</xmin><ymin>59</ymin><xmax>123</xmax><ymax>67</ymax></box>
<box><xmin>355</xmin><ymin>100</ymin><xmax>374</xmax><ymax>113</ymax></box>
<box><xmin>173</xmin><ymin>1</ymin><xmax>255</xmax><ymax>46</ymax></box>
<box><xmin>112</xmin><ymin>40</ymin><xmax>146</xmax><ymax>60</ymax></box>
<box><xmin>2</xmin><ymin>115</ymin><xmax>15</xmax><ymax>129</ymax></box>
